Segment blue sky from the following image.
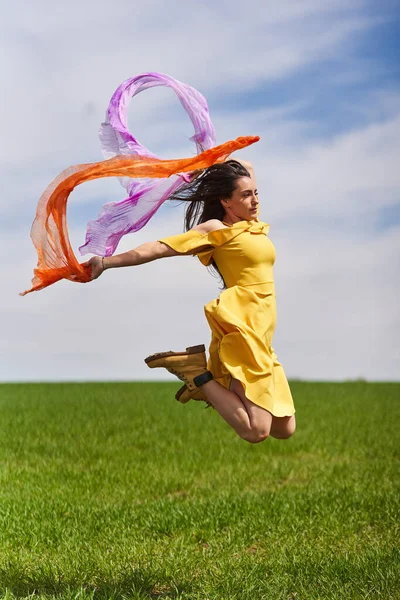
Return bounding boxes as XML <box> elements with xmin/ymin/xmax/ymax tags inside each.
<box><xmin>1</xmin><ymin>0</ymin><xmax>399</xmax><ymax>382</ymax></box>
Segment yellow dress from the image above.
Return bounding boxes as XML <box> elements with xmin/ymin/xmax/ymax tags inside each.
<box><xmin>158</xmin><ymin>219</ymin><xmax>295</xmax><ymax>417</ymax></box>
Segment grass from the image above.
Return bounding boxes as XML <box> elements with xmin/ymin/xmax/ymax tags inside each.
<box><xmin>0</xmin><ymin>381</ymin><xmax>398</xmax><ymax>599</ymax></box>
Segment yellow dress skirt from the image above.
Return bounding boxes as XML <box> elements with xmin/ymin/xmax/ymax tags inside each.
<box><xmin>158</xmin><ymin>219</ymin><xmax>295</xmax><ymax>417</ymax></box>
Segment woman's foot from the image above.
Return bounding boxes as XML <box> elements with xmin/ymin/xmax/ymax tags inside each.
<box><xmin>175</xmin><ymin>383</ymin><xmax>211</xmax><ymax>406</ymax></box>
<box><xmin>144</xmin><ymin>345</ymin><xmax>213</xmax><ymax>392</ymax></box>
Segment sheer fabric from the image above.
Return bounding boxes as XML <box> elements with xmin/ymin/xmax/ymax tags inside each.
<box><xmin>22</xmin><ymin>71</ymin><xmax>260</xmax><ymax>296</ymax></box>
<box><xmin>79</xmin><ymin>73</ymin><xmax>220</xmax><ymax>257</ymax></box>
<box><xmin>21</xmin><ymin>137</ymin><xmax>259</xmax><ymax>296</ymax></box>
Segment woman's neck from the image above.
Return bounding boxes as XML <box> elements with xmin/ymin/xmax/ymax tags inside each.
<box><xmin>222</xmin><ymin>215</ymin><xmax>257</xmax><ymax>225</ymax></box>
<box><xmin>222</xmin><ymin>213</ymin><xmax>243</xmax><ymax>225</ymax></box>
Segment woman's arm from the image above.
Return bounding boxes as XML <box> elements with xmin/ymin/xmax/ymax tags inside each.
<box><xmin>88</xmin><ymin>240</ymin><xmax>178</xmax><ymax>279</ymax></box>
<box><xmin>88</xmin><ymin>219</ymin><xmax>225</xmax><ymax>280</ymax></box>
<box><xmin>104</xmin><ymin>240</ymin><xmax>178</xmax><ymax>269</ymax></box>
<box><xmin>227</xmin><ymin>156</ymin><xmax>255</xmax><ymax>178</ymax></box>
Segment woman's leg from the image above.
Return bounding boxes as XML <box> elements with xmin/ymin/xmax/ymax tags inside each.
<box><xmin>270</xmin><ymin>415</ymin><xmax>296</xmax><ymax>439</ymax></box>
<box><xmin>201</xmin><ymin>377</ymin><xmax>273</xmax><ymax>443</ymax></box>
<box><xmin>201</xmin><ymin>377</ymin><xmax>296</xmax><ymax>442</ymax></box>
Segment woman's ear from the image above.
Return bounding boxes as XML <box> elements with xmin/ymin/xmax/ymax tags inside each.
<box><xmin>220</xmin><ymin>197</ymin><xmax>230</xmax><ymax>208</ymax></box>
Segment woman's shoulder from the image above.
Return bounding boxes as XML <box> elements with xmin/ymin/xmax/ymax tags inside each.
<box><xmin>190</xmin><ymin>219</ymin><xmax>227</xmax><ymax>234</ymax></box>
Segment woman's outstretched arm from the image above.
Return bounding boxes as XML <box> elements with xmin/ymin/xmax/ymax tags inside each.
<box><xmin>88</xmin><ymin>220</ymin><xmax>222</xmax><ymax>280</ymax></box>
<box><xmin>88</xmin><ymin>240</ymin><xmax>179</xmax><ymax>279</ymax></box>
<box><xmin>105</xmin><ymin>240</ymin><xmax>179</xmax><ymax>268</ymax></box>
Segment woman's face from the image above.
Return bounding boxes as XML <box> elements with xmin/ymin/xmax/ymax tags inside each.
<box><xmin>221</xmin><ymin>176</ymin><xmax>259</xmax><ymax>223</ymax></box>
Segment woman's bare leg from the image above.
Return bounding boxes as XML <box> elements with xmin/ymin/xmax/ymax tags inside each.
<box><xmin>200</xmin><ymin>377</ymin><xmax>273</xmax><ymax>443</ymax></box>
<box><xmin>229</xmin><ymin>379</ymin><xmax>296</xmax><ymax>440</ymax></box>
<box><xmin>270</xmin><ymin>415</ymin><xmax>296</xmax><ymax>439</ymax></box>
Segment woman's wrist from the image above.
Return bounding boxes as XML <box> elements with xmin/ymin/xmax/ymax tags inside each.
<box><xmin>100</xmin><ymin>249</ymin><xmax>143</xmax><ymax>270</ymax></box>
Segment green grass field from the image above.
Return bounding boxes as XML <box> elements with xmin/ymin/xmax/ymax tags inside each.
<box><xmin>0</xmin><ymin>381</ymin><xmax>399</xmax><ymax>600</ymax></box>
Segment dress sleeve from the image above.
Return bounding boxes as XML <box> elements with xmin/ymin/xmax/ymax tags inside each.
<box><xmin>158</xmin><ymin>226</ymin><xmax>245</xmax><ymax>266</ymax></box>
<box><xmin>158</xmin><ymin>230</ymin><xmax>215</xmax><ymax>266</ymax></box>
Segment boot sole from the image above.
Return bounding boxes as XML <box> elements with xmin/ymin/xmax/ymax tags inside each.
<box><xmin>144</xmin><ymin>344</ymin><xmax>205</xmax><ymax>367</ymax></box>
<box><xmin>176</xmin><ymin>384</ymin><xmax>212</xmax><ymax>408</ymax></box>
<box><xmin>175</xmin><ymin>385</ymin><xmax>189</xmax><ymax>403</ymax></box>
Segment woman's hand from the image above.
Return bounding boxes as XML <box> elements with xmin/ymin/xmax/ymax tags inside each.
<box><xmin>226</xmin><ymin>156</ymin><xmax>255</xmax><ymax>180</ymax></box>
<box><xmin>88</xmin><ymin>256</ymin><xmax>104</xmax><ymax>280</ymax></box>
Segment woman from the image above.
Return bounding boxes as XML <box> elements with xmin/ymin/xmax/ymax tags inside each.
<box><xmin>89</xmin><ymin>159</ymin><xmax>296</xmax><ymax>443</ymax></box>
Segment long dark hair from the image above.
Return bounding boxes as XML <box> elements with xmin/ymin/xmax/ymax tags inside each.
<box><xmin>167</xmin><ymin>160</ymin><xmax>250</xmax><ymax>288</ymax></box>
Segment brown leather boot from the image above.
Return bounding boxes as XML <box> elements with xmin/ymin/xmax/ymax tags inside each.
<box><xmin>175</xmin><ymin>383</ymin><xmax>210</xmax><ymax>405</ymax></box>
<box><xmin>144</xmin><ymin>344</ymin><xmax>213</xmax><ymax>392</ymax></box>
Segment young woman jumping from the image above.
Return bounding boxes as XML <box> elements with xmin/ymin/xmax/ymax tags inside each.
<box><xmin>88</xmin><ymin>159</ymin><xmax>296</xmax><ymax>444</ymax></box>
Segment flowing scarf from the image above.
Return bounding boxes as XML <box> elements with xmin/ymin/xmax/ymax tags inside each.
<box><xmin>21</xmin><ymin>73</ymin><xmax>259</xmax><ymax>296</ymax></box>
<box><xmin>80</xmin><ymin>72</ymin><xmax>219</xmax><ymax>257</ymax></box>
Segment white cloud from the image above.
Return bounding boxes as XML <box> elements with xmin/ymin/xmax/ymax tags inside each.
<box><xmin>0</xmin><ymin>0</ymin><xmax>379</xmax><ymax>166</ymax></box>
<box><xmin>1</xmin><ymin>0</ymin><xmax>399</xmax><ymax>383</ymax></box>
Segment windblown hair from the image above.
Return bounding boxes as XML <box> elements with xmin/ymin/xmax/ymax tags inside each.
<box><xmin>167</xmin><ymin>160</ymin><xmax>250</xmax><ymax>288</ymax></box>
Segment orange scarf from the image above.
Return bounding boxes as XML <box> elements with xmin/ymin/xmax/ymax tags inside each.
<box><xmin>21</xmin><ymin>135</ymin><xmax>259</xmax><ymax>296</ymax></box>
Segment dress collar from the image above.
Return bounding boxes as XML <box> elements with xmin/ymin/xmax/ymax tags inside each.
<box><xmin>222</xmin><ymin>219</ymin><xmax>270</xmax><ymax>234</ymax></box>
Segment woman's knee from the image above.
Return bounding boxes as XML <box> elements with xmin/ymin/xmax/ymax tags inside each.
<box><xmin>271</xmin><ymin>416</ymin><xmax>296</xmax><ymax>439</ymax></box>
<box><xmin>240</xmin><ymin>427</ymin><xmax>270</xmax><ymax>444</ymax></box>
<box><xmin>272</xmin><ymin>429</ymin><xmax>295</xmax><ymax>440</ymax></box>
